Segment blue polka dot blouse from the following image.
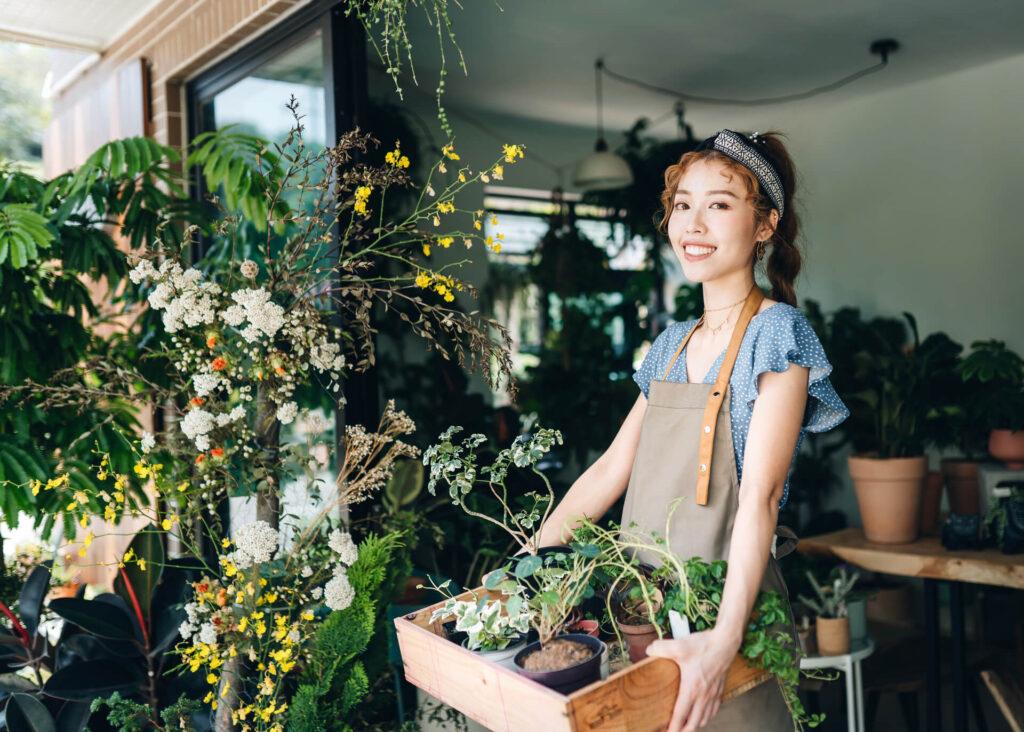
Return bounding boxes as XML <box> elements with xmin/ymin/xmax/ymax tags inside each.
<box><xmin>632</xmin><ymin>302</ymin><xmax>850</xmax><ymax>508</ymax></box>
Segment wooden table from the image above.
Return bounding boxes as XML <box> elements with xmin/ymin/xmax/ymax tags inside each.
<box><xmin>800</xmin><ymin>528</ymin><xmax>1024</xmax><ymax>732</ymax></box>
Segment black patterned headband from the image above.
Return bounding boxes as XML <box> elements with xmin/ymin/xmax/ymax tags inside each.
<box><xmin>696</xmin><ymin>129</ymin><xmax>785</xmax><ymax>219</ymax></box>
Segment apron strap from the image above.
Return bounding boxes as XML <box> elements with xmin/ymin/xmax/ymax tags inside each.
<box><xmin>661</xmin><ymin>287</ymin><xmax>765</xmax><ymax>506</ymax></box>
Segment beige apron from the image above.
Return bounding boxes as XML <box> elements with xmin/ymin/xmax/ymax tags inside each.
<box><xmin>620</xmin><ymin>287</ymin><xmax>799</xmax><ymax>731</ymax></box>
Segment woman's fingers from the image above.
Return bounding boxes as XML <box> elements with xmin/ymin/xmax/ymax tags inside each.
<box><xmin>667</xmin><ymin>679</ymin><xmax>694</xmax><ymax>732</ymax></box>
<box><xmin>682</xmin><ymin>692</ymin><xmax>709</xmax><ymax>731</ymax></box>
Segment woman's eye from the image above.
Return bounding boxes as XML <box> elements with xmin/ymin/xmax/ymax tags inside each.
<box><xmin>711</xmin><ymin>202</ymin><xmax>729</xmax><ymax>209</ymax></box>
<box><xmin>673</xmin><ymin>202</ymin><xmax>688</xmax><ymax>210</ymax></box>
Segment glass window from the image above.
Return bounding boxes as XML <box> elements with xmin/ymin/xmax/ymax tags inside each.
<box><xmin>202</xmin><ymin>31</ymin><xmax>327</xmax><ymax>147</ymax></box>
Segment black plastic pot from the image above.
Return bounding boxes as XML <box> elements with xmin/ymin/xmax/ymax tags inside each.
<box><xmin>513</xmin><ymin>633</ymin><xmax>605</xmax><ymax>694</ymax></box>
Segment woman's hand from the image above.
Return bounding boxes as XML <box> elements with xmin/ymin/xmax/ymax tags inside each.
<box><xmin>646</xmin><ymin>627</ymin><xmax>741</xmax><ymax>731</ymax></box>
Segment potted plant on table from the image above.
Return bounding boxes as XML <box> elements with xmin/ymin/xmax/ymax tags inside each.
<box><xmin>839</xmin><ymin>311</ymin><xmax>954</xmax><ymax>543</ymax></box>
<box><xmin>959</xmin><ymin>340</ymin><xmax>1024</xmax><ymax>469</ymax></box>
<box><xmin>798</xmin><ymin>567</ymin><xmax>859</xmax><ymax>656</ymax></box>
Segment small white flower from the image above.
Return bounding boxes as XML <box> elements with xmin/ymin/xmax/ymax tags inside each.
<box><xmin>323</xmin><ymin>568</ymin><xmax>355</xmax><ymax>611</ymax></box>
<box><xmin>276</xmin><ymin>401</ymin><xmax>298</xmax><ymax>425</ymax></box>
<box><xmin>328</xmin><ymin>529</ymin><xmax>358</xmax><ymax>566</ymax></box>
<box><xmin>180</xmin><ymin>409</ymin><xmax>215</xmax><ymax>451</ymax></box>
<box><xmin>311</xmin><ymin>587</ymin><xmax>323</xmax><ymax>600</ymax></box>
<box><xmin>140</xmin><ymin>431</ymin><xmax>155</xmax><ymax>453</ymax></box>
<box><xmin>301</xmin><ymin>566</ymin><xmax>313</xmax><ymax>578</ymax></box>
<box><xmin>179</xmin><ymin>620</ymin><xmax>194</xmax><ymax>638</ymax></box>
<box><xmin>287</xmin><ymin>629</ymin><xmax>301</xmax><ymax>643</ymax></box>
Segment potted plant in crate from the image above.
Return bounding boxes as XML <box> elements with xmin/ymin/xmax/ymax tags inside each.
<box><xmin>425</xmin><ymin>581</ymin><xmax>532</xmax><ymax>669</ymax></box>
<box><xmin>421</xmin><ymin>424</ymin><xmax>606</xmax><ymax>694</ymax></box>
<box><xmin>570</xmin><ymin>512</ymin><xmax>826</xmax><ymax>729</ymax></box>
<box><xmin>959</xmin><ymin>340</ymin><xmax>1024</xmax><ymax>469</ymax></box>
<box><xmin>840</xmin><ymin>311</ymin><xmax>952</xmax><ymax>543</ymax></box>
<box><xmin>798</xmin><ymin>567</ymin><xmax>859</xmax><ymax>656</ymax></box>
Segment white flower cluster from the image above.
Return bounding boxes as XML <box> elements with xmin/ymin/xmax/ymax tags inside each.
<box><xmin>221</xmin><ymin>288</ymin><xmax>285</xmax><ymax>344</ymax></box>
<box><xmin>181</xmin><ymin>408</ymin><xmax>216</xmax><ymax>452</ymax></box>
<box><xmin>309</xmin><ymin>339</ymin><xmax>345</xmax><ymax>374</ymax></box>
<box><xmin>131</xmin><ymin>260</ymin><xmax>221</xmax><ymax>333</ymax></box>
<box><xmin>178</xmin><ymin>599</ymin><xmax>223</xmax><ymax>647</ymax></box>
<box><xmin>328</xmin><ymin>529</ymin><xmax>358</xmax><ymax>566</ymax></box>
<box><xmin>141</xmin><ymin>431</ymin><xmax>155</xmax><ymax>453</ymax></box>
<box><xmin>276</xmin><ymin>401</ymin><xmax>298</xmax><ymax>425</ymax></box>
<box><xmin>180</xmin><ymin>405</ymin><xmax>245</xmax><ymax>451</ymax></box>
<box><xmin>230</xmin><ymin>520</ymin><xmax>280</xmax><ymax>569</ymax></box>
<box><xmin>192</xmin><ymin>372</ymin><xmax>223</xmax><ymax>398</ymax></box>
<box><xmin>323</xmin><ymin>569</ymin><xmax>355</xmax><ymax>611</ymax></box>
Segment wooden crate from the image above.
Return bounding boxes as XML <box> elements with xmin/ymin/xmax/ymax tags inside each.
<box><xmin>394</xmin><ymin>587</ymin><xmax>772</xmax><ymax>731</ymax></box>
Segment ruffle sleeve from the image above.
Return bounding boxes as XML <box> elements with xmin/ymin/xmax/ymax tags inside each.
<box><xmin>745</xmin><ymin>306</ymin><xmax>849</xmax><ymax>433</ymax></box>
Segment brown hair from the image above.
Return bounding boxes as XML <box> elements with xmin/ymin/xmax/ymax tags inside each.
<box><xmin>657</xmin><ymin>131</ymin><xmax>801</xmax><ymax>306</ymax></box>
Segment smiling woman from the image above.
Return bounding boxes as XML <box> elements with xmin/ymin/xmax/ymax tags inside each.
<box><xmin>538</xmin><ymin>129</ymin><xmax>849</xmax><ymax>731</ymax></box>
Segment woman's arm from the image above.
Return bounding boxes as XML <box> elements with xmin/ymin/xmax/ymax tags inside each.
<box><xmin>533</xmin><ymin>393</ymin><xmax>648</xmax><ymax>548</ymax></box>
<box><xmin>648</xmin><ymin>363</ymin><xmax>809</xmax><ymax>731</ymax></box>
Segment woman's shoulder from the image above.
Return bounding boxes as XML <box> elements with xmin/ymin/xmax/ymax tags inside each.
<box><xmin>748</xmin><ymin>300</ymin><xmax>829</xmax><ymax>362</ymax></box>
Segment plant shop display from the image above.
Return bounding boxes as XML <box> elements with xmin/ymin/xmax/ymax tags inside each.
<box><xmin>798</xmin><ymin>567</ymin><xmax>860</xmax><ymax>657</ymax></box>
<box><xmin>829</xmin><ymin>308</ymin><xmax>955</xmax><ymax>543</ymax></box>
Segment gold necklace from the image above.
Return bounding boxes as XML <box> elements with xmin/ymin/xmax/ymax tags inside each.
<box><xmin>699</xmin><ymin>284</ymin><xmax>753</xmax><ymax>335</ymax></box>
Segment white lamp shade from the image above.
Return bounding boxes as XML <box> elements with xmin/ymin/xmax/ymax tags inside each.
<box><xmin>572</xmin><ymin>150</ymin><xmax>634</xmax><ymax>191</ymax></box>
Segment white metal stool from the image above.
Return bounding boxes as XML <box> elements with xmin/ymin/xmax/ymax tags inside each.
<box><xmin>799</xmin><ymin>637</ymin><xmax>876</xmax><ymax>732</ymax></box>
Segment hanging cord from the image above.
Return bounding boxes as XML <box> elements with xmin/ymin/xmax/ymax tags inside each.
<box><xmin>600</xmin><ymin>39</ymin><xmax>899</xmax><ymax>107</ymax></box>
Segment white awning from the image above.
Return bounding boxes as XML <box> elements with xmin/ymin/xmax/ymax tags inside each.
<box><xmin>0</xmin><ymin>0</ymin><xmax>159</xmax><ymax>53</ymax></box>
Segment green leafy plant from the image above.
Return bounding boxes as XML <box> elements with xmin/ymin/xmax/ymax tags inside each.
<box><xmin>570</xmin><ymin>512</ymin><xmax>825</xmax><ymax>730</ymax></box>
<box><xmin>958</xmin><ymin>340</ymin><xmax>1024</xmax><ymax>432</ymax></box>
<box><xmin>286</xmin><ymin>532</ymin><xmax>404</xmax><ymax>732</ymax></box>
<box><xmin>426</xmin><ymin>583</ymin><xmax>531</xmax><ymax>651</ymax></box>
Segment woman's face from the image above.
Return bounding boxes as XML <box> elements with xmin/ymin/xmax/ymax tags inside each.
<box><xmin>666</xmin><ymin>158</ymin><xmax>774</xmax><ymax>283</ymax></box>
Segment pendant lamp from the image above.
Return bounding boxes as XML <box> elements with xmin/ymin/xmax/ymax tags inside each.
<box><xmin>573</xmin><ymin>59</ymin><xmax>633</xmax><ymax>191</ymax></box>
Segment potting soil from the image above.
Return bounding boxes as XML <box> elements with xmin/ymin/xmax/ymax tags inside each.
<box><xmin>520</xmin><ymin>638</ymin><xmax>593</xmax><ymax>672</ymax></box>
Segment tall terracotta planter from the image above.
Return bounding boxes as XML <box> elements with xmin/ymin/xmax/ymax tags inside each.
<box><xmin>989</xmin><ymin>429</ymin><xmax>1024</xmax><ymax>469</ymax></box>
<box><xmin>941</xmin><ymin>459</ymin><xmax>981</xmax><ymax>515</ymax></box>
<box><xmin>920</xmin><ymin>470</ymin><xmax>944</xmax><ymax>537</ymax></box>
<box><xmin>849</xmin><ymin>455</ymin><xmax>926</xmax><ymax>544</ymax></box>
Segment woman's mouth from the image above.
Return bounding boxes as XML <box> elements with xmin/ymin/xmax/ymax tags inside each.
<box><xmin>683</xmin><ymin>244</ymin><xmax>715</xmax><ymax>262</ymax></box>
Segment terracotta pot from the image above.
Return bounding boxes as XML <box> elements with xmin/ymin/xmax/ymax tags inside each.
<box><xmin>920</xmin><ymin>470</ymin><xmax>944</xmax><ymax>536</ymax></box>
<box><xmin>942</xmin><ymin>459</ymin><xmax>981</xmax><ymax>515</ymax></box>
<box><xmin>848</xmin><ymin>455</ymin><xmax>926</xmax><ymax>543</ymax></box>
<box><xmin>616</xmin><ymin>619</ymin><xmax>660</xmax><ymax>663</ymax></box>
<box><xmin>989</xmin><ymin>429</ymin><xmax>1024</xmax><ymax>469</ymax></box>
<box><xmin>815</xmin><ymin>616</ymin><xmax>850</xmax><ymax>656</ymax></box>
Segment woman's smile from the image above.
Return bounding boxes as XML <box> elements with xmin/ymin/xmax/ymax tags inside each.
<box><xmin>682</xmin><ymin>242</ymin><xmax>716</xmax><ymax>262</ymax></box>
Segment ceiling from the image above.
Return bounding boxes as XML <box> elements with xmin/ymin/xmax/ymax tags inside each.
<box><xmin>390</xmin><ymin>0</ymin><xmax>1024</xmax><ymax>136</ymax></box>
<box><xmin>0</xmin><ymin>0</ymin><xmax>160</xmax><ymax>52</ymax></box>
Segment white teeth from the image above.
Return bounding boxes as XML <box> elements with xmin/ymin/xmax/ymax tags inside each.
<box><xmin>685</xmin><ymin>245</ymin><xmax>714</xmax><ymax>255</ymax></box>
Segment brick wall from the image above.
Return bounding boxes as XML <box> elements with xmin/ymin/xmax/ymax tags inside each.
<box><xmin>46</xmin><ymin>0</ymin><xmax>307</xmax><ymax>173</ymax></box>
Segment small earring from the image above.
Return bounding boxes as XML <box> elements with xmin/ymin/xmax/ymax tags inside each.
<box><xmin>755</xmin><ymin>241</ymin><xmax>767</xmax><ymax>261</ymax></box>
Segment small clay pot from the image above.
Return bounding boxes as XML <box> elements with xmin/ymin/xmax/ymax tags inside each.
<box><xmin>942</xmin><ymin>459</ymin><xmax>981</xmax><ymax>515</ymax></box>
<box><xmin>990</xmin><ymin>429</ymin><xmax>1024</xmax><ymax>469</ymax></box>
<box><xmin>849</xmin><ymin>455</ymin><xmax>926</xmax><ymax>543</ymax></box>
<box><xmin>815</xmin><ymin>616</ymin><xmax>850</xmax><ymax>656</ymax></box>
<box><xmin>920</xmin><ymin>470</ymin><xmax>944</xmax><ymax>537</ymax></box>
<box><xmin>616</xmin><ymin>619</ymin><xmax>659</xmax><ymax>662</ymax></box>
<box><xmin>513</xmin><ymin>633</ymin><xmax>604</xmax><ymax>694</ymax></box>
